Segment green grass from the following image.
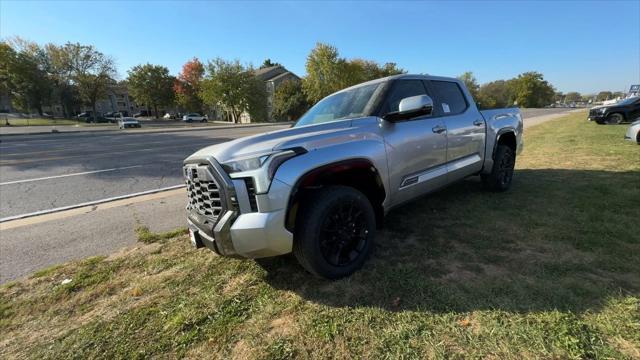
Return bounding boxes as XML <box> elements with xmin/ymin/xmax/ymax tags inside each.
<box><xmin>135</xmin><ymin>226</ymin><xmax>189</xmax><ymax>244</ymax></box>
<box><xmin>1</xmin><ymin>111</ymin><xmax>638</xmax><ymax>359</ymax></box>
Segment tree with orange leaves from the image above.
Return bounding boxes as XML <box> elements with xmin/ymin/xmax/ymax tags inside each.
<box><xmin>174</xmin><ymin>58</ymin><xmax>204</xmax><ymax>112</ymax></box>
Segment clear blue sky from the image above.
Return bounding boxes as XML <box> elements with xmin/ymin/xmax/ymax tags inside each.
<box><xmin>2</xmin><ymin>0</ymin><xmax>639</xmax><ymax>94</ymax></box>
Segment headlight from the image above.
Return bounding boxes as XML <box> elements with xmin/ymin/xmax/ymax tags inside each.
<box><xmin>221</xmin><ymin>148</ymin><xmax>306</xmax><ymax>178</ymax></box>
<box><xmin>221</xmin><ymin>155</ymin><xmax>270</xmax><ymax>173</ymax></box>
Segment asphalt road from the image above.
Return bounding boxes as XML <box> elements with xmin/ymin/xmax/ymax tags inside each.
<box><xmin>0</xmin><ymin>108</ymin><xmax>577</xmax><ymax>283</ymax></box>
<box><xmin>0</xmin><ymin>119</ymin><xmax>239</xmax><ymax>135</ymax></box>
<box><xmin>0</xmin><ymin>124</ymin><xmax>290</xmax><ymax>219</ymax></box>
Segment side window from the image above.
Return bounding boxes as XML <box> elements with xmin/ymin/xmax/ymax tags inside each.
<box><xmin>382</xmin><ymin>80</ymin><xmax>427</xmax><ymax>115</ymax></box>
<box><xmin>430</xmin><ymin>81</ymin><xmax>468</xmax><ymax>115</ymax></box>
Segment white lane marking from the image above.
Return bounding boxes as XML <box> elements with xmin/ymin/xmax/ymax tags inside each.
<box><xmin>0</xmin><ymin>184</ymin><xmax>186</xmax><ymax>223</ymax></box>
<box><xmin>0</xmin><ymin>165</ymin><xmax>145</xmax><ymax>186</ymax></box>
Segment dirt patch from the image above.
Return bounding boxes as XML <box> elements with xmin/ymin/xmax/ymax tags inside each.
<box><xmin>107</xmin><ymin>242</ymin><xmax>163</xmax><ymax>261</ymax></box>
<box><xmin>223</xmin><ymin>274</ymin><xmax>251</xmax><ymax>296</ymax></box>
<box><xmin>268</xmin><ymin>313</ymin><xmax>298</xmax><ymax>338</ymax></box>
<box><xmin>230</xmin><ymin>339</ymin><xmax>255</xmax><ymax>359</ymax></box>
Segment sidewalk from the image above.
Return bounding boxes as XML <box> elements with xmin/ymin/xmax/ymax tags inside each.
<box><xmin>523</xmin><ymin>109</ymin><xmax>585</xmax><ymax>129</ymax></box>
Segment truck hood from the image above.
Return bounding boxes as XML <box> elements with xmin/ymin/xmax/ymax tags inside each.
<box><xmin>186</xmin><ymin>119</ymin><xmax>373</xmax><ymax>164</ymax></box>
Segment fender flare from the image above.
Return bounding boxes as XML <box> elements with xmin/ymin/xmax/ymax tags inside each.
<box><xmin>284</xmin><ymin>158</ymin><xmax>386</xmax><ymax>231</ymax></box>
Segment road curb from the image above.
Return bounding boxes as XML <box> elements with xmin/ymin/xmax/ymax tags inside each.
<box><xmin>0</xmin><ymin>122</ymin><xmax>293</xmax><ymax>138</ymax></box>
<box><xmin>0</xmin><ymin>185</ymin><xmax>186</xmax><ymax>223</ymax></box>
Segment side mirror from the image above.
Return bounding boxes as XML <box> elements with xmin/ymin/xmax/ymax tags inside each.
<box><xmin>384</xmin><ymin>95</ymin><xmax>434</xmax><ymax>122</ymax></box>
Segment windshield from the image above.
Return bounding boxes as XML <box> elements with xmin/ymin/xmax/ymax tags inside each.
<box><xmin>616</xmin><ymin>96</ymin><xmax>640</xmax><ymax>106</ymax></box>
<box><xmin>295</xmin><ymin>83</ymin><xmax>382</xmax><ymax>127</ymax></box>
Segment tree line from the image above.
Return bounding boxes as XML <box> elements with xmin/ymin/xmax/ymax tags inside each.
<box><xmin>1</xmin><ymin>39</ymin><xmax>618</xmax><ymax>123</ymax></box>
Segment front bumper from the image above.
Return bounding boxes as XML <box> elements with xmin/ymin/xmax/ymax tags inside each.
<box><xmin>184</xmin><ymin>157</ymin><xmax>293</xmax><ymax>259</ymax></box>
<box><xmin>588</xmin><ymin>115</ymin><xmax>605</xmax><ymax>121</ymax></box>
<box><xmin>624</xmin><ymin>129</ymin><xmax>638</xmax><ymax>142</ymax></box>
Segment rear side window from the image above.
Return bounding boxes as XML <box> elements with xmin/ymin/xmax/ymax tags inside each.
<box><xmin>430</xmin><ymin>81</ymin><xmax>468</xmax><ymax>115</ymax></box>
<box><xmin>381</xmin><ymin>80</ymin><xmax>428</xmax><ymax>114</ymax></box>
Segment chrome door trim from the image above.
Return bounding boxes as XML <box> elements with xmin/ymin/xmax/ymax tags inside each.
<box><xmin>446</xmin><ymin>154</ymin><xmax>482</xmax><ymax>172</ymax></box>
<box><xmin>399</xmin><ymin>164</ymin><xmax>447</xmax><ymax>189</ymax></box>
<box><xmin>398</xmin><ymin>153</ymin><xmax>482</xmax><ymax>190</ymax></box>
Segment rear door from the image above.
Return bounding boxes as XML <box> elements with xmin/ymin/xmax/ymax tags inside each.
<box><xmin>380</xmin><ymin>79</ymin><xmax>448</xmax><ymax>207</ymax></box>
<box><xmin>428</xmin><ymin>80</ymin><xmax>485</xmax><ymax>181</ymax></box>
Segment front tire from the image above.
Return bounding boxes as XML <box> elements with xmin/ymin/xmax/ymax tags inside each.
<box><xmin>606</xmin><ymin>113</ymin><xmax>624</xmax><ymax>124</ymax></box>
<box><xmin>293</xmin><ymin>186</ymin><xmax>376</xmax><ymax>279</ymax></box>
<box><xmin>482</xmin><ymin>144</ymin><xmax>516</xmax><ymax>192</ymax></box>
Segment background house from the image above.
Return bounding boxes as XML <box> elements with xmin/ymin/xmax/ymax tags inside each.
<box><xmin>239</xmin><ymin>65</ymin><xmax>300</xmax><ymax>123</ymax></box>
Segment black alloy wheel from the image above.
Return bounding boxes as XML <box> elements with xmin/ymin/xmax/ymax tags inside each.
<box><xmin>319</xmin><ymin>200</ymin><xmax>369</xmax><ymax>267</ymax></box>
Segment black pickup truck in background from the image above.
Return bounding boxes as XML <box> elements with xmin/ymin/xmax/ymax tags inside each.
<box><xmin>588</xmin><ymin>96</ymin><xmax>640</xmax><ymax>124</ymax></box>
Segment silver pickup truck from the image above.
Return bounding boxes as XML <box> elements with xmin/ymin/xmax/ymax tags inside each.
<box><xmin>184</xmin><ymin>74</ymin><xmax>523</xmax><ymax>279</ymax></box>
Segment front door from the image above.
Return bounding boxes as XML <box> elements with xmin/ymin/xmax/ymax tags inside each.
<box><xmin>380</xmin><ymin>79</ymin><xmax>448</xmax><ymax>207</ymax></box>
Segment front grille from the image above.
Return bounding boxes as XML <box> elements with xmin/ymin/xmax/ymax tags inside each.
<box><xmin>185</xmin><ymin>166</ymin><xmax>223</xmax><ymax>221</ymax></box>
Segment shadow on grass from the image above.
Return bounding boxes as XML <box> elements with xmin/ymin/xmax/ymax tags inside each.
<box><xmin>258</xmin><ymin>169</ymin><xmax>640</xmax><ymax>313</ymax></box>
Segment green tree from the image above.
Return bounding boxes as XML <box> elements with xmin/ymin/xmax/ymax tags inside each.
<box><xmin>127</xmin><ymin>64</ymin><xmax>175</xmax><ymax>118</ymax></box>
<box><xmin>347</xmin><ymin>59</ymin><xmax>404</xmax><ymax>84</ymax></box>
<box><xmin>260</xmin><ymin>58</ymin><xmax>281</xmax><ymax>69</ymax></box>
<box><xmin>476</xmin><ymin>80</ymin><xmax>513</xmax><ymax>109</ymax></box>
<box><xmin>302</xmin><ymin>43</ymin><xmax>348</xmax><ymax>104</ymax></box>
<box><xmin>0</xmin><ymin>43</ymin><xmax>16</xmax><ymax>111</ymax></box>
<box><xmin>62</xmin><ymin>43</ymin><xmax>116</xmax><ymax>121</ymax></box>
<box><xmin>611</xmin><ymin>91</ymin><xmax>625</xmax><ymax>99</ymax></box>
<box><xmin>564</xmin><ymin>92</ymin><xmax>581</xmax><ymax>102</ymax></box>
<box><xmin>2</xmin><ymin>39</ymin><xmax>53</xmax><ymax>114</ymax></box>
<box><xmin>596</xmin><ymin>91</ymin><xmax>613</xmax><ymax>101</ymax></box>
<box><xmin>200</xmin><ymin>58</ymin><xmax>267</xmax><ymax>123</ymax></box>
<box><xmin>272</xmin><ymin>80</ymin><xmax>309</xmax><ymax>121</ymax></box>
<box><xmin>45</xmin><ymin>43</ymin><xmax>82</xmax><ymax>117</ymax></box>
<box><xmin>174</xmin><ymin>58</ymin><xmax>204</xmax><ymax>113</ymax></box>
<box><xmin>302</xmin><ymin>43</ymin><xmax>405</xmax><ymax>104</ymax></box>
<box><xmin>508</xmin><ymin>72</ymin><xmax>555</xmax><ymax>108</ymax></box>
<box><xmin>458</xmin><ymin>71</ymin><xmax>479</xmax><ymax>100</ymax></box>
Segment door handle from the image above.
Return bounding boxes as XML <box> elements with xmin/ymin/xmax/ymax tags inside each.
<box><xmin>473</xmin><ymin>119</ymin><xmax>484</xmax><ymax>126</ymax></box>
<box><xmin>432</xmin><ymin>125</ymin><xmax>446</xmax><ymax>134</ymax></box>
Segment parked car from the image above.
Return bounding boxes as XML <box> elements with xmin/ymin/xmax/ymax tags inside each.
<box><xmin>104</xmin><ymin>112</ymin><xmax>123</xmax><ymax>123</ymax></box>
<box><xmin>183</xmin><ymin>74</ymin><xmax>523</xmax><ymax>279</ymax></box>
<box><xmin>163</xmin><ymin>112</ymin><xmax>179</xmax><ymax>120</ymax></box>
<box><xmin>133</xmin><ymin>110</ymin><xmax>152</xmax><ymax>118</ymax></box>
<box><xmin>182</xmin><ymin>113</ymin><xmax>208</xmax><ymax>122</ymax></box>
<box><xmin>118</xmin><ymin>117</ymin><xmax>141</xmax><ymax>129</ymax></box>
<box><xmin>624</xmin><ymin>119</ymin><xmax>640</xmax><ymax>144</ymax></box>
<box><xmin>588</xmin><ymin>96</ymin><xmax>640</xmax><ymax>124</ymax></box>
<box><xmin>76</xmin><ymin>112</ymin><xmax>93</xmax><ymax>121</ymax></box>
<box><xmin>77</xmin><ymin>112</ymin><xmax>109</xmax><ymax>123</ymax></box>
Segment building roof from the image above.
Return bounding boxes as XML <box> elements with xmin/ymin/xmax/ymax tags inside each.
<box><xmin>268</xmin><ymin>71</ymin><xmax>300</xmax><ymax>82</ymax></box>
<box><xmin>254</xmin><ymin>65</ymin><xmax>299</xmax><ymax>82</ymax></box>
<box><xmin>254</xmin><ymin>65</ymin><xmax>280</xmax><ymax>76</ymax></box>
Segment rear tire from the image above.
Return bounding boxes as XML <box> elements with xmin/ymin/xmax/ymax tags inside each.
<box><xmin>606</xmin><ymin>113</ymin><xmax>624</xmax><ymax>124</ymax></box>
<box><xmin>293</xmin><ymin>186</ymin><xmax>376</xmax><ymax>279</ymax></box>
<box><xmin>482</xmin><ymin>144</ymin><xmax>516</xmax><ymax>192</ymax></box>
